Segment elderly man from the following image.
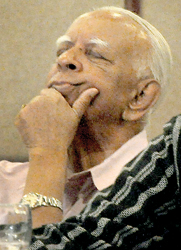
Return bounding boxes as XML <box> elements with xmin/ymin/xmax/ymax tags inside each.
<box><xmin>2</xmin><ymin>6</ymin><xmax>180</xmax><ymax>249</ymax></box>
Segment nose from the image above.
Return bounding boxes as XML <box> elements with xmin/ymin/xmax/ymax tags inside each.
<box><xmin>56</xmin><ymin>48</ymin><xmax>83</xmax><ymax>72</ymax></box>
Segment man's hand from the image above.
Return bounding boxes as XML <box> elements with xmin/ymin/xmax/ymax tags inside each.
<box><xmin>15</xmin><ymin>87</ymin><xmax>99</xmax><ymax>152</ymax></box>
<box><xmin>14</xmin><ymin>87</ymin><xmax>99</xmax><ymax>228</ymax></box>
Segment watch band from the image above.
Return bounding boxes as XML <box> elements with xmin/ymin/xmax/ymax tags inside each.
<box><xmin>20</xmin><ymin>192</ymin><xmax>63</xmax><ymax>211</ymax></box>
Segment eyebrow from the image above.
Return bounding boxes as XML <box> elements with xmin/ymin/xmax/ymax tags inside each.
<box><xmin>88</xmin><ymin>38</ymin><xmax>109</xmax><ymax>48</ymax></box>
<box><xmin>56</xmin><ymin>35</ymin><xmax>109</xmax><ymax>49</ymax></box>
<box><xmin>56</xmin><ymin>35</ymin><xmax>72</xmax><ymax>47</ymax></box>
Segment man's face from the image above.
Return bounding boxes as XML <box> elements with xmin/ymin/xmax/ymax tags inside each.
<box><xmin>47</xmin><ymin>11</ymin><xmax>150</xmax><ymax>122</ymax></box>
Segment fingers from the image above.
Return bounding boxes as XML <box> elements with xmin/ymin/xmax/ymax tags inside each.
<box><xmin>40</xmin><ymin>88</ymin><xmax>63</xmax><ymax>101</ymax></box>
<box><xmin>72</xmin><ymin>88</ymin><xmax>99</xmax><ymax>119</ymax></box>
<box><xmin>15</xmin><ymin>89</ymin><xmax>60</xmax><ymax>125</ymax></box>
<box><xmin>16</xmin><ymin>87</ymin><xmax>99</xmax><ymax>126</ymax></box>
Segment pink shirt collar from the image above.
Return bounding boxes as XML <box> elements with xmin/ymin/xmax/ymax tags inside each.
<box><xmin>68</xmin><ymin>130</ymin><xmax>148</xmax><ymax>191</ymax></box>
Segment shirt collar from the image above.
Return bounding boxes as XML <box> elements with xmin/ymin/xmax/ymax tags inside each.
<box><xmin>68</xmin><ymin>130</ymin><xmax>148</xmax><ymax>191</ymax></box>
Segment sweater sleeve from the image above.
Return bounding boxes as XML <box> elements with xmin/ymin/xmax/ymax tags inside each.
<box><xmin>30</xmin><ymin>114</ymin><xmax>181</xmax><ymax>250</ymax></box>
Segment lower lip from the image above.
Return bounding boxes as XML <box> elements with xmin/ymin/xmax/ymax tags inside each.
<box><xmin>52</xmin><ymin>83</ymin><xmax>74</xmax><ymax>92</ymax></box>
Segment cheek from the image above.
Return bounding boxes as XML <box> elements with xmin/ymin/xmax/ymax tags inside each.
<box><xmin>93</xmin><ymin>88</ymin><xmax>119</xmax><ymax>112</ymax></box>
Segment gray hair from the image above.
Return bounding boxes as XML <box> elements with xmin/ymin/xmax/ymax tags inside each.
<box><xmin>94</xmin><ymin>6</ymin><xmax>173</xmax><ymax>91</ymax></box>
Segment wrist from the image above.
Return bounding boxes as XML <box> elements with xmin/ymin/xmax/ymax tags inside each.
<box><xmin>24</xmin><ymin>147</ymin><xmax>67</xmax><ymax>201</ymax></box>
<box><xmin>28</xmin><ymin>147</ymin><xmax>68</xmax><ymax>173</ymax></box>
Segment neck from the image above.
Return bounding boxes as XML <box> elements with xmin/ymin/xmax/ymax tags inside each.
<box><xmin>68</xmin><ymin>117</ymin><xmax>145</xmax><ymax>172</ymax></box>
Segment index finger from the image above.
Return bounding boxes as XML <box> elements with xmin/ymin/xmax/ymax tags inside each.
<box><xmin>72</xmin><ymin>88</ymin><xmax>99</xmax><ymax>119</ymax></box>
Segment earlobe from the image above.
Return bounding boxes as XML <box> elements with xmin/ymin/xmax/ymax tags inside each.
<box><xmin>123</xmin><ymin>79</ymin><xmax>161</xmax><ymax>121</ymax></box>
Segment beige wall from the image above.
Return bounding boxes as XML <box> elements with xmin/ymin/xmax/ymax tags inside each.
<box><xmin>0</xmin><ymin>0</ymin><xmax>180</xmax><ymax>161</ymax></box>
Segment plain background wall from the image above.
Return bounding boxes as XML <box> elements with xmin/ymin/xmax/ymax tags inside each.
<box><xmin>0</xmin><ymin>0</ymin><xmax>180</xmax><ymax>161</ymax></box>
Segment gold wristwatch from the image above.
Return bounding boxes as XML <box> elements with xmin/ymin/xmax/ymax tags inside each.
<box><xmin>20</xmin><ymin>192</ymin><xmax>63</xmax><ymax>210</ymax></box>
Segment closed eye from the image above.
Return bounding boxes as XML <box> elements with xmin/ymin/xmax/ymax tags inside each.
<box><xmin>86</xmin><ymin>50</ymin><xmax>114</xmax><ymax>64</ymax></box>
<box><xmin>86</xmin><ymin>49</ymin><xmax>107</xmax><ymax>60</ymax></box>
<box><xmin>56</xmin><ymin>41</ymin><xmax>73</xmax><ymax>57</ymax></box>
<box><xmin>57</xmin><ymin>48</ymin><xmax>69</xmax><ymax>57</ymax></box>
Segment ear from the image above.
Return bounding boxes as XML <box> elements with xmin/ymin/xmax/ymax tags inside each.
<box><xmin>123</xmin><ymin>79</ymin><xmax>161</xmax><ymax>121</ymax></box>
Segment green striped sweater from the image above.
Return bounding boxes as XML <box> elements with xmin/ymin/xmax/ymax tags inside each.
<box><xmin>30</xmin><ymin>114</ymin><xmax>181</xmax><ymax>249</ymax></box>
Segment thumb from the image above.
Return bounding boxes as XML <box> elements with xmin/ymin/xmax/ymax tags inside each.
<box><xmin>72</xmin><ymin>88</ymin><xmax>99</xmax><ymax>119</ymax></box>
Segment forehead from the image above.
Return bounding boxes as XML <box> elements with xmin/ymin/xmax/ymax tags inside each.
<box><xmin>64</xmin><ymin>11</ymin><xmax>149</xmax><ymax>51</ymax></box>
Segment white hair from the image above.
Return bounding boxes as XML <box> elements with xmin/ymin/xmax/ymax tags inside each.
<box><xmin>94</xmin><ymin>6</ymin><xmax>173</xmax><ymax>91</ymax></box>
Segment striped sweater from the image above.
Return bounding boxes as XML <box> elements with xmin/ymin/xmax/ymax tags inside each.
<box><xmin>30</xmin><ymin>114</ymin><xmax>181</xmax><ymax>249</ymax></box>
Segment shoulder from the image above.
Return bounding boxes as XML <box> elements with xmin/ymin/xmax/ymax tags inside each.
<box><xmin>113</xmin><ymin>114</ymin><xmax>181</xmax><ymax>196</ymax></box>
